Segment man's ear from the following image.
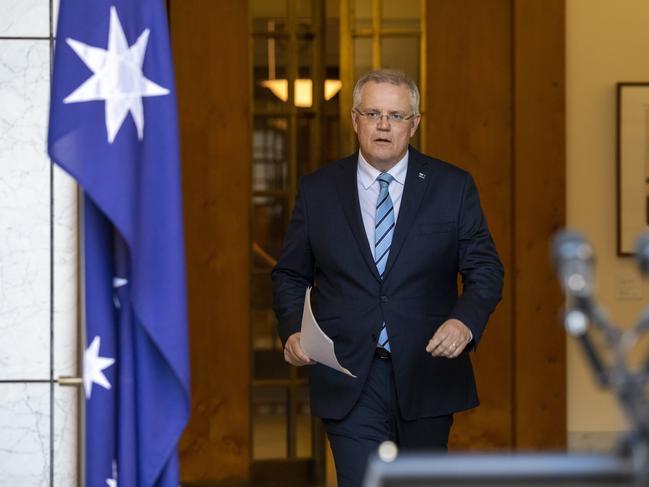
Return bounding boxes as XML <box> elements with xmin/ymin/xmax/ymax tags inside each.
<box><xmin>410</xmin><ymin>114</ymin><xmax>421</xmax><ymax>137</ymax></box>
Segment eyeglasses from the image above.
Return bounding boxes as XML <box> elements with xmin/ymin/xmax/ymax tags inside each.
<box><xmin>354</xmin><ymin>109</ymin><xmax>417</xmax><ymax>124</ymax></box>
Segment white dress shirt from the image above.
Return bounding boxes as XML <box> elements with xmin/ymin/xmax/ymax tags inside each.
<box><xmin>357</xmin><ymin>150</ymin><xmax>408</xmax><ymax>257</ymax></box>
<box><xmin>356</xmin><ymin>149</ymin><xmax>473</xmax><ymax>342</ymax></box>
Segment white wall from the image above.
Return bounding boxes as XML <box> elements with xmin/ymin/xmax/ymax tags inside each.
<box><xmin>0</xmin><ymin>0</ymin><xmax>78</xmax><ymax>484</ymax></box>
<box><xmin>567</xmin><ymin>0</ymin><xmax>649</xmax><ymax>449</ymax></box>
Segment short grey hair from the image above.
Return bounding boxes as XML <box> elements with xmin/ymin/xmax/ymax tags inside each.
<box><xmin>352</xmin><ymin>69</ymin><xmax>420</xmax><ymax>115</ymax></box>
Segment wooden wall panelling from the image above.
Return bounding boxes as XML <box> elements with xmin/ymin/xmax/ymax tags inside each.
<box><xmin>513</xmin><ymin>0</ymin><xmax>566</xmax><ymax>449</ymax></box>
<box><xmin>426</xmin><ymin>0</ymin><xmax>567</xmax><ymax>450</ymax></box>
<box><xmin>426</xmin><ymin>0</ymin><xmax>514</xmax><ymax>449</ymax></box>
<box><xmin>170</xmin><ymin>1</ymin><xmax>252</xmax><ymax>482</ymax></box>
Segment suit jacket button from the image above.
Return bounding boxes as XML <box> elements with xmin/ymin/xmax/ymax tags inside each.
<box><xmin>380</xmin><ymin>295</ymin><xmax>389</xmax><ymax>303</ymax></box>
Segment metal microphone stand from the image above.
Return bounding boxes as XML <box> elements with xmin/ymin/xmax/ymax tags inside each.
<box><xmin>555</xmin><ymin>231</ymin><xmax>649</xmax><ymax>486</ymax></box>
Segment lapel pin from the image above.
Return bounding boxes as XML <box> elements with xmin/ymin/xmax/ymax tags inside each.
<box><xmin>418</xmin><ymin>172</ymin><xmax>426</xmax><ymax>180</ymax></box>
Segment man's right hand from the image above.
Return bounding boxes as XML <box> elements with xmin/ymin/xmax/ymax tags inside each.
<box><xmin>284</xmin><ymin>332</ymin><xmax>316</xmax><ymax>367</ymax></box>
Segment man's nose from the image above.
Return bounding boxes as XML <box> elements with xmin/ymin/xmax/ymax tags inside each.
<box><xmin>376</xmin><ymin>116</ymin><xmax>391</xmax><ymax>130</ymax></box>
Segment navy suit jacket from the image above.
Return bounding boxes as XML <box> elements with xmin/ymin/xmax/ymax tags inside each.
<box><xmin>271</xmin><ymin>147</ymin><xmax>504</xmax><ymax>420</ymax></box>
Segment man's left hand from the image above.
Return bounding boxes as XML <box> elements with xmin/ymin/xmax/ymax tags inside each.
<box><xmin>426</xmin><ymin>319</ymin><xmax>472</xmax><ymax>358</ymax></box>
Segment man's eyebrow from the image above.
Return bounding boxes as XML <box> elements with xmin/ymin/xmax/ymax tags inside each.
<box><xmin>361</xmin><ymin>107</ymin><xmax>406</xmax><ymax>113</ymax></box>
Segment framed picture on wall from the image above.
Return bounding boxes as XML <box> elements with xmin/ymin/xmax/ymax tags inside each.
<box><xmin>617</xmin><ymin>82</ymin><xmax>649</xmax><ymax>256</ymax></box>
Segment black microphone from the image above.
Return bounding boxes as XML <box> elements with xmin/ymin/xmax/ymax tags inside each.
<box><xmin>635</xmin><ymin>232</ymin><xmax>649</xmax><ymax>278</ymax></box>
<box><xmin>551</xmin><ymin>231</ymin><xmax>595</xmax><ymax>299</ymax></box>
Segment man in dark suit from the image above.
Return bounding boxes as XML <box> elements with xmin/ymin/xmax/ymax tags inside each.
<box><xmin>272</xmin><ymin>69</ymin><xmax>503</xmax><ymax>487</ymax></box>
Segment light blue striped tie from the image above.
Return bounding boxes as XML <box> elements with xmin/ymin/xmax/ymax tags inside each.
<box><xmin>375</xmin><ymin>172</ymin><xmax>394</xmax><ymax>351</ymax></box>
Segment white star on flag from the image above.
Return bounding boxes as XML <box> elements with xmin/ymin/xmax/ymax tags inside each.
<box><xmin>84</xmin><ymin>336</ymin><xmax>115</xmax><ymax>399</ymax></box>
<box><xmin>113</xmin><ymin>277</ymin><xmax>128</xmax><ymax>288</ymax></box>
<box><xmin>113</xmin><ymin>276</ymin><xmax>128</xmax><ymax>309</ymax></box>
<box><xmin>106</xmin><ymin>459</ymin><xmax>118</xmax><ymax>487</ymax></box>
<box><xmin>63</xmin><ymin>6</ymin><xmax>169</xmax><ymax>143</ymax></box>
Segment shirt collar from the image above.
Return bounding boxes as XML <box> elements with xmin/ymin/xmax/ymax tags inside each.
<box><xmin>357</xmin><ymin>150</ymin><xmax>409</xmax><ymax>190</ymax></box>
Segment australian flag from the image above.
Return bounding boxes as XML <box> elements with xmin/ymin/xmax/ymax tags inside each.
<box><xmin>48</xmin><ymin>1</ymin><xmax>190</xmax><ymax>486</ymax></box>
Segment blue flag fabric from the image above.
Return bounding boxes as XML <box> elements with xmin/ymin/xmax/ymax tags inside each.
<box><xmin>48</xmin><ymin>1</ymin><xmax>190</xmax><ymax>486</ymax></box>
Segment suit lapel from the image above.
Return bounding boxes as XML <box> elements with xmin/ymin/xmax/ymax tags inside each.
<box><xmin>334</xmin><ymin>154</ymin><xmax>382</xmax><ymax>282</ymax></box>
<box><xmin>383</xmin><ymin>147</ymin><xmax>430</xmax><ymax>280</ymax></box>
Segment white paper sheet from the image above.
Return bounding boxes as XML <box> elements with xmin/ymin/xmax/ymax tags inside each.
<box><xmin>300</xmin><ymin>287</ymin><xmax>356</xmax><ymax>377</ymax></box>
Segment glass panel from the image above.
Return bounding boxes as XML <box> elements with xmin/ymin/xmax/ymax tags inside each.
<box><xmin>253</xmin><ymin>117</ymin><xmax>289</xmax><ymax>192</ymax></box>
<box><xmin>252</xmin><ymin>195</ymin><xmax>287</xmax><ymax>261</ymax></box>
<box><xmin>297</xmin><ymin>114</ymin><xmax>315</xmax><ymax>178</ymax></box>
<box><xmin>381</xmin><ymin>36</ymin><xmax>419</xmax><ymax>84</ymax></box>
<box><xmin>253</xmin><ymin>336</ymin><xmax>290</xmax><ymax>380</ymax></box>
<box><xmin>353</xmin><ymin>37</ymin><xmax>372</xmax><ymax>83</ymax></box>
<box><xmin>296</xmin><ymin>0</ymin><xmax>313</xmax><ymax>35</ymax></box>
<box><xmin>325</xmin><ymin>0</ymin><xmax>339</xmax><ymax>20</ymax></box>
<box><xmin>251</xmin><ymin>0</ymin><xmax>288</xmax><ymax>32</ymax></box>
<box><xmin>325</xmin><ymin>17</ymin><xmax>340</xmax><ymax>78</ymax></box>
<box><xmin>324</xmin><ymin>112</ymin><xmax>341</xmax><ymax>161</ymax></box>
<box><xmin>298</xmin><ymin>39</ymin><xmax>313</xmax><ymax>78</ymax></box>
<box><xmin>251</xmin><ymin>17</ymin><xmax>288</xmax><ymax>34</ymax></box>
<box><xmin>354</xmin><ymin>0</ymin><xmax>372</xmax><ymax>31</ymax></box>
<box><xmin>296</xmin><ymin>386</ymin><xmax>312</xmax><ymax>457</ymax></box>
<box><xmin>249</xmin><ymin>0</ymin><xmax>336</xmax><ymax>475</ymax></box>
<box><xmin>252</xmin><ymin>386</ymin><xmax>288</xmax><ymax>459</ymax></box>
<box><xmin>251</xmin><ymin>273</ymin><xmax>274</xmax><ymax>313</ymax></box>
<box><xmin>254</xmin><ymin>37</ymin><xmax>289</xmax><ymax>111</ymax></box>
<box><xmin>382</xmin><ymin>0</ymin><xmax>420</xmax><ymax>30</ymax></box>
<box><xmin>251</xmin><ymin>309</ymin><xmax>276</xmax><ymax>347</ymax></box>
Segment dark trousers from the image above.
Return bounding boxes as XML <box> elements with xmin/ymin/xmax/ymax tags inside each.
<box><xmin>323</xmin><ymin>355</ymin><xmax>453</xmax><ymax>487</ymax></box>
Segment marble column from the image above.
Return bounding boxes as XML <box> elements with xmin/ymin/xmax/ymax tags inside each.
<box><xmin>0</xmin><ymin>0</ymin><xmax>78</xmax><ymax>485</ymax></box>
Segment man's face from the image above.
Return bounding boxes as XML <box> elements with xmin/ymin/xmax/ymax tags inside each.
<box><xmin>351</xmin><ymin>81</ymin><xmax>420</xmax><ymax>170</ymax></box>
